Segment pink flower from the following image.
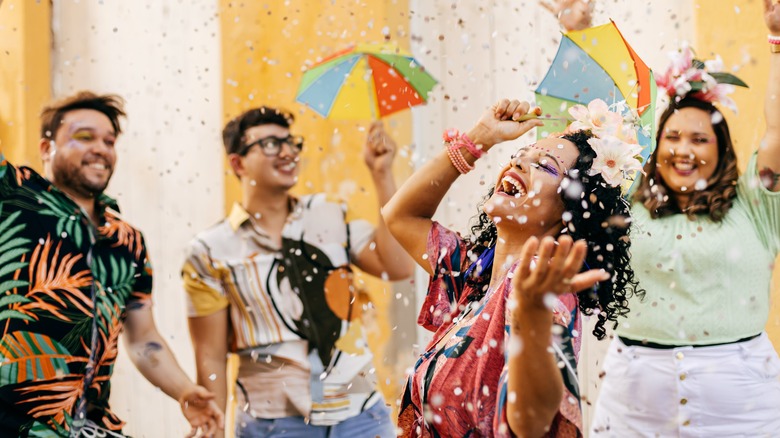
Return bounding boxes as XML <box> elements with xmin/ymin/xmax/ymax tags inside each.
<box><xmin>586</xmin><ymin>135</ymin><xmax>644</xmax><ymax>187</ymax></box>
<box><xmin>568</xmin><ymin>99</ymin><xmax>623</xmax><ymax>138</ymax></box>
<box><xmin>668</xmin><ymin>44</ymin><xmax>694</xmax><ymax>77</ymax></box>
<box><xmin>696</xmin><ymin>83</ymin><xmax>738</xmax><ymax>113</ymax></box>
<box><xmin>655</xmin><ymin>43</ymin><xmax>744</xmax><ymax>112</ymax></box>
<box><xmin>656</xmin><ymin>44</ymin><xmax>695</xmax><ymax>98</ymax></box>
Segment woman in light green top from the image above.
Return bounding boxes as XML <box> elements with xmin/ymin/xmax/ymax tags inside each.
<box><xmin>591</xmin><ymin>2</ymin><xmax>780</xmax><ymax>436</ymax></box>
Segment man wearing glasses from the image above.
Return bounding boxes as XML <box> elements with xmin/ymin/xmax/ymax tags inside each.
<box><xmin>182</xmin><ymin>106</ymin><xmax>413</xmax><ymax>437</ymax></box>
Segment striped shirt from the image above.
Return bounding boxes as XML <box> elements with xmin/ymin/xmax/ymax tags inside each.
<box><xmin>182</xmin><ymin>194</ymin><xmax>381</xmax><ymax>424</ymax></box>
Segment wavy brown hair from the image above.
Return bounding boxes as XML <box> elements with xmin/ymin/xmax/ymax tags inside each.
<box><xmin>633</xmin><ymin>97</ymin><xmax>738</xmax><ymax>221</ymax></box>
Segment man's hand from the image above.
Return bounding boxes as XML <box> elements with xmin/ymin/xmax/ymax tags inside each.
<box><xmin>363</xmin><ymin>121</ymin><xmax>397</xmax><ymax>176</ymax></box>
<box><xmin>179</xmin><ymin>385</ymin><xmax>224</xmax><ymax>438</ymax></box>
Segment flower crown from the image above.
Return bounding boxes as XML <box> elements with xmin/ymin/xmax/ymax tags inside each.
<box><xmin>566</xmin><ymin>98</ymin><xmax>644</xmax><ymax>189</ymax></box>
<box><xmin>655</xmin><ymin>43</ymin><xmax>748</xmax><ymax>113</ymax></box>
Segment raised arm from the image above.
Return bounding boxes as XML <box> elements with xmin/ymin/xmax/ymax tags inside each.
<box><xmin>354</xmin><ymin>121</ymin><xmax>415</xmax><ymax>280</ymax></box>
<box><xmin>761</xmin><ymin>0</ymin><xmax>780</xmax><ymax>192</ymax></box>
<box><xmin>506</xmin><ymin>236</ymin><xmax>608</xmax><ymax>437</ymax></box>
<box><xmin>540</xmin><ymin>0</ymin><xmax>594</xmax><ymax>32</ymax></box>
<box><xmin>382</xmin><ymin>100</ymin><xmax>543</xmax><ymax>274</ymax></box>
<box><xmin>123</xmin><ymin>302</ymin><xmax>224</xmax><ymax>437</ymax></box>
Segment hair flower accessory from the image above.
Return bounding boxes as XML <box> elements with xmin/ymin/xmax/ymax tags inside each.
<box><xmin>586</xmin><ymin>136</ymin><xmax>644</xmax><ymax>187</ymax></box>
<box><xmin>568</xmin><ymin>99</ymin><xmax>624</xmax><ymax>138</ymax></box>
<box><xmin>655</xmin><ymin>43</ymin><xmax>748</xmax><ymax>113</ymax></box>
<box><xmin>567</xmin><ymin>98</ymin><xmax>645</xmax><ymax>189</ymax></box>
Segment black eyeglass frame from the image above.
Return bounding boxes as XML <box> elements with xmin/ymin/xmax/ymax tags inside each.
<box><xmin>239</xmin><ymin>135</ymin><xmax>304</xmax><ymax>157</ymax></box>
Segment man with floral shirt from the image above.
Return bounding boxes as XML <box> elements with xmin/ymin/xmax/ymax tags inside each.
<box><xmin>0</xmin><ymin>91</ymin><xmax>223</xmax><ymax>437</ymax></box>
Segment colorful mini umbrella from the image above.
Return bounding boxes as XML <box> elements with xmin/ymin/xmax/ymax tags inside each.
<box><xmin>296</xmin><ymin>42</ymin><xmax>437</xmax><ymax>120</ymax></box>
<box><xmin>535</xmin><ymin>21</ymin><xmax>656</xmax><ymax>164</ymax></box>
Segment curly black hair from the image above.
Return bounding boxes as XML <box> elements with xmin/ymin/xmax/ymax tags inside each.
<box><xmin>464</xmin><ymin>130</ymin><xmax>641</xmax><ymax>339</ymax></box>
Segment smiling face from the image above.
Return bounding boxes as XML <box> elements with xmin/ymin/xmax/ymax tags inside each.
<box><xmin>655</xmin><ymin>107</ymin><xmax>719</xmax><ymax>208</ymax></box>
<box><xmin>232</xmin><ymin>124</ymin><xmax>301</xmax><ymax>192</ymax></box>
<box><xmin>43</xmin><ymin>109</ymin><xmax>118</xmax><ymax>199</ymax></box>
<box><xmin>483</xmin><ymin>136</ymin><xmax>580</xmax><ymax>237</ymax></box>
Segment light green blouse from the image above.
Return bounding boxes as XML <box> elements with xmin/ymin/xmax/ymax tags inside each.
<box><xmin>618</xmin><ymin>153</ymin><xmax>780</xmax><ymax>345</ymax></box>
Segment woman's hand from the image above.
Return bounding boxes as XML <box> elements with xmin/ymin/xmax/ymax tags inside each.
<box><xmin>466</xmin><ymin>99</ymin><xmax>544</xmax><ymax>152</ymax></box>
<box><xmin>510</xmin><ymin>235</ymin><xmax>609</xmax><ymax>313</ymax></box>
<box><xmin>540</xmin><ymin>0</ymin><xmax>594</xmax><ymax>32</ymax></box>
<box><xmin>765</xmin><ymin>0</ymin><xmax>780</xmax><ymax>35</ymax></box>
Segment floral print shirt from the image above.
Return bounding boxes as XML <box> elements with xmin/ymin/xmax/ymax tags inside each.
<box><xmin>397</xmin><ymin>223</ymin><xmax>582</xmax><ymax>437</ymax></box>
<box><xmin>0</xmin><ymin>156</ymin><xmax>153</xmax><ymax>437</ymax></box>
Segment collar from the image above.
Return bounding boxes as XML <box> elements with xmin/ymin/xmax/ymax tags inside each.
<box><xmin>228</xmin><ymin>196</ymin><xmax>302</xmax><ymax>232</ymax></box>
<box><xmin>18</xmin><ymin>165</ymin><xmax>121</xmax><ymax>217</ymax></box>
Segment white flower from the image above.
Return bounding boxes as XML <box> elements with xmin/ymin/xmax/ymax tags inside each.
<box><xmin>699</xmin><ymin>83</ymin><xmax>738</xmax><ymax>113</ymax></box>
<box><xmin>568</xmin><ymin>99</ymin><xmax>624</xmax><ymax>138</ymax></box>
<box><xmin>586</xmin><ymin>135</ymin><xmax>644</xmax><ymax>187</ymax></box>
<box><xmin>704</xmin><ymin>55</ymin><xmax>724</xmax><ymax>73</ymax></box>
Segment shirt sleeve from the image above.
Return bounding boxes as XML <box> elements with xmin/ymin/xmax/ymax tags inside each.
<box><xmin>347</xmin><ymin>218</ymin><xmax>375</xmax><ymax>259</ymax></box>
<box><xmin>181</xmin><ymin>238</ymin><xmax>229</xmax><ymax>317</ymax></box>
<box><xmin>0</xmin><ymin>153</ymin><xmax>19</xmax><ymax>193</ymax></box>
<box><xmin>128</xmin><ymin>232</ymin><xmax>154</xmax><ymax>306</ymax></box>
<box><xmin>417</xmin><ymin>222</ymin><xmax>471</xmax><ymax>332</ymax></box>
<box><xmin>736</xmin><ymin>152</ymin><xmax>780</xmax><ymax>255</ymax></box>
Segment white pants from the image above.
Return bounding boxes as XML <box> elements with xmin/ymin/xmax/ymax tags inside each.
<box><xmin>590</xmin><ymin>333</ymin><xmax>780</xmax><ymax>437</ymax></box>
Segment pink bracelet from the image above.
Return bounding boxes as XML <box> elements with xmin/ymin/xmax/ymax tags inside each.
<box><xmin>442</xmin><ymin>128</ymin><xmax>484</xmax><ymax>159</ymax></box>
<box><xmin>769</xmin><ymin>34</ymin><xmax>780</xmax><ymax>44</ymax></box>
<box><xmin>446</xmin><ymin>143</ymin><xmax>474</xmax><ymax>174</ymax></box>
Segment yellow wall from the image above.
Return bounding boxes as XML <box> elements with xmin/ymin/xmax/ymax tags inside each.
<box><xmin>0</xmin><ymin>0</ymin><xmax>50</xmax><ymax>168</ymax></box>
<box><xmin>695</xmin><ymin>0</ymin><xmax>780</xmax><ymax>344</ymax></box>
<box><xmin>218</xmin><ymin>0</ymin><xmax>413</xmax><ymax>416</ymax></box>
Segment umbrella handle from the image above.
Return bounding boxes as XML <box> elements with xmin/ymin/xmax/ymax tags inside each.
<box><xmin>515</xmin><ymin>113</ymin><xmax>571</xmax><ymax>122</ymax></box>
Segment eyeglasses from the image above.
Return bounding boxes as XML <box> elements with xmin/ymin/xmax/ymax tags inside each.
<box><xmin>240</xmin><ymin>135</ymin><xmax>304</xmax><ymax>157</ymax></box>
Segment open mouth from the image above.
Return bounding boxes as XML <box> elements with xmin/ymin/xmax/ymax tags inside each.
<box><xmin>277</xmin><ymin>161</ymin><xmax>297</xmax><ymax>172</ymax></box>
<box><xmin>85</xmin><ymin>162</ymin><xmax>109</xmax><ymax>171</ymax></box>
<box><xmin>671</xmin><ymin>160</ymin><xmax>695</xmax><ymax>176</ymax></box>
<box><xmin>499</xmin><ymin>173</ymin><xmax>527</xmax><ymax>197</ymax></box>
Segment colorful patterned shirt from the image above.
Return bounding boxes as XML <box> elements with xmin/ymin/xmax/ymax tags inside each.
<box><xmin>397</xmin><ymin>223</ymin><xmax>582</xmax><ymax>437</ymax></box>
<box><xmin>183</xmin><ymin>196</ymin><xmax>381</xmax><ymax>425</ymax></box>
<box><xmin>0</xmin><ymin>155</ymin><xmax>153</xmax><ymax>437</ymax></box>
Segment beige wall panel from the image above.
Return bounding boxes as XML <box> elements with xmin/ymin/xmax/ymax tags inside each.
<box><xmin>51</xmin><ymin>1</ymin><xmax>223</xmax><ymax>436</ymax></box>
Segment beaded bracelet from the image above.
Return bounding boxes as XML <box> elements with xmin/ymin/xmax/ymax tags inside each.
<box><xmin>442</xmin><ymin>128</ymin><xmax>484</xmax><ymax>158</ymax></box>
<box><xmin>769</xmin><ymin>34</ymin><xmax>780</xmax><ymax>53</ymax></box>
<box><xmin>446</xmin><ymin>143</ymin><xmax>474</xmax><ymax>174</ymax></box>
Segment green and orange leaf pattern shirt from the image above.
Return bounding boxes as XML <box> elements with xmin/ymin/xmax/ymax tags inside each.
<box><xmin>0</xmin><ymin>155</ymin><xmax>153</xmax><ymax>437</ymax></box>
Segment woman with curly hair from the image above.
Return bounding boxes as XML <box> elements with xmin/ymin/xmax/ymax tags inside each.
<box><xmin>591</xmin><ymin>3</ymin><xmax>780</xmax><ymax>435</ymax></box>
<box><xmin>382</xmin><ymin>98</ymin><xmax>640</xmax><ymax>437</ymax></box>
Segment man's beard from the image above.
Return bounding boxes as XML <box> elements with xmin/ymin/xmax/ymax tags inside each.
<box><xmin>52</xmin><ymin>161</ymin><xmax>112</xmax><ymax>198</ymax></box>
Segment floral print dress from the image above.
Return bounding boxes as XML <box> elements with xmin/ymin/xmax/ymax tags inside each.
<box><xmin>397</xmin><ymin>223</ymin><xmax>583</xmax><ymax>437</ymax></box>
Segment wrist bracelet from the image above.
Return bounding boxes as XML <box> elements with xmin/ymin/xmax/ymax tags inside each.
<box><xmin>769</xmin><ymin>34</ymin><xmax>780</xmax><ymax>44</ymax></box>
<box><xmin>456</xmin><ymin>133</ymin><xmax>484</xmax><ymax>159</ymax></box>
<box><xmin>446</xmin><ymin>143</ymin><xmax>474</xmax><ymax>174</ymax></box>
<box><xmin>443</xmin><ymin>128</ymin><xmax>485</xmax><ymax>159</ymax></box>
